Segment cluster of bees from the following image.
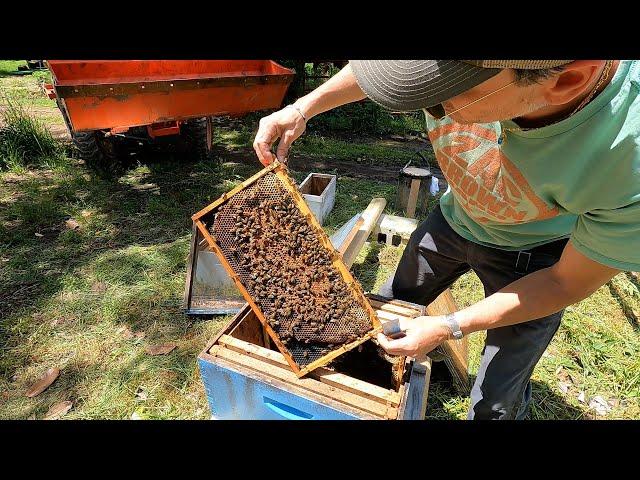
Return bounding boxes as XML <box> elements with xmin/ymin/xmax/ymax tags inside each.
<box><xmin>215</xmin><ymin>188</ymin><xmax>371</xmax><ymax>361</ymax></box>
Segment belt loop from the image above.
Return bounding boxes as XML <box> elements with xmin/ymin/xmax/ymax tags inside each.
<box><xmin>515</xmin><ymin>251</ymin><xmax>531</xmax><ymax>275</ymax></box>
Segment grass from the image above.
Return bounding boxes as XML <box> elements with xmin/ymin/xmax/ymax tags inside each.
<box><xmin>0</xmin><ymin>98</ymin><xmax>68</xmax><ymax>171</ymax></box>
<box><xmin>1</xmin><ymin>63</ymin><xmax>639</xmax><ymax>420</ymax></box>
<box><xmin>213</xmin><ymin>114</ymin><xmax>432</xmax><ymax>169</ymax></box>
<box><xmin>0</xmin><ymin>60</ymin><xmax>27</xmax><ymax>76</ymax></box>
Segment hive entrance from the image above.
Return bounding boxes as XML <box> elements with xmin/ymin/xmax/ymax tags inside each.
<box><xmin>199</xmin><ymin>168</ymin><xmax>378</xmax><ymax>373</ymax></box>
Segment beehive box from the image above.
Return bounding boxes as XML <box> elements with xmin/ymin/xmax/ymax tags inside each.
<box><xmin>299</xmin><ymin>173</ymin><xmax>336</xmax><ymax>226</ymax></box>
<box><xmin>192</xmin><ymin>161</ymin><xmax>381</xmax><ymax>377</ymax></box>
<box><xmin>198</xmin><ymin>294</ymin><xmax>431</xmax><ymax>420</ymax></box>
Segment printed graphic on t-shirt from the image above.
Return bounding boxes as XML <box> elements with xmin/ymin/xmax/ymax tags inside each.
<box><xmin>427</xmin><ymin>119</ymin><xmax>560</xmax><ymax>224</ymax></box>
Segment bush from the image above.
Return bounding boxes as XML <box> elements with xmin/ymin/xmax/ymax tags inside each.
<box><xmin>0</xmin><ymin>98</ymin><xmax>65</xmax><ymax>170</ymax></box>
<box><xmin>307</xmin><ymin>101</ymin><xmax>425</xmax><ymax>137</ymax></box>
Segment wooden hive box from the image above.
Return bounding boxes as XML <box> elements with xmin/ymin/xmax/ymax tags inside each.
<box><xmin>198</xmin><ymin>294</ymin><xmax>432</xmax><ymax>420</ymax></box>
<box><xmin>195</xmin><ymin>188</ymin><xmax>470</xmax><ymax>419</ymax></box>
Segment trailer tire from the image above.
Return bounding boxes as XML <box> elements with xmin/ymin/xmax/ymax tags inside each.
<box><xmin>72</xmin><ymin>131</ymin><xmax>123</xmax><ymax>177</ymax></box>
<box><xmin>182</xmin><ymin>117</ymin><xmax>216</xmax><ymax>163</ymax></box>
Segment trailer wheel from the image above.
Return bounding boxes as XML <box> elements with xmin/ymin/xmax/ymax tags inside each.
<box><xmin>182</xmin><ymin>117</ymin><xmax>216</xmax><ymax>163</ymax></box>
<box><xmin>72</xmin><ymin>131</ymin><xmax>123</xmax><ymax>177</ymax></box>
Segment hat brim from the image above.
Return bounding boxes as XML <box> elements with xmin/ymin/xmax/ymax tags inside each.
<box><xmin>349</xmin><ymin>60</ymin><xmax>502</xmax><ymax>112</ymax></box>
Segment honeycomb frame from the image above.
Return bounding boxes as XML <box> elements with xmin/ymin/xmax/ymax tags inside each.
<box><xmin>192</xmin><ymin>161</ymin><xmax>382</xmax><ymax>377</ymax></box>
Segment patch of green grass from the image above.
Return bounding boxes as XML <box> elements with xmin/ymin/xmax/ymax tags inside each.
<box><xmin>0</xmin><ymin>62</ymin><xmax>57</xmax><ymax>111</ymax></box>
<box><xmin>0</xmin><ymin>60</ymin><xmax>27</xmax><ymax>76</ymax></box>
<box><xmin>294</xmin><ymin>135</ymin><xmax>422</xmax><ymax>167</ymax></box>
<box><xmin>0</xmin><ymin>98</ymin><xmax>67</xmax><ymax>171</ymax></box>
<box><xmin>213</xmin><ymin>118</ymin><xmax>424</xmax><ymax>168</ymax></box>
<box><xmin>31</xmin><ymin>69</ymin><xmax>53</xmax><ymax>84</ymax></box>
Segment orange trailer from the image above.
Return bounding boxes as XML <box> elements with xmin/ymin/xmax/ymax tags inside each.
<box><xmin>44</xmin><ymin>60</ymin><xmax>295</xmax><ymax>174</ymax></box>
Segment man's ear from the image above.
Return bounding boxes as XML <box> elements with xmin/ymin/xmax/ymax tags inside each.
<box><xmin>542</xmin><ymin>60</ymin><xmax>605</xmax><ymax>106</ymax></box>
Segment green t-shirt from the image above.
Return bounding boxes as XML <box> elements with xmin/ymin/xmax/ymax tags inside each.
<box><xmin>424</xmin><ymin>60</ymin><xmax>640</xmax><ymax>272</ymax></box>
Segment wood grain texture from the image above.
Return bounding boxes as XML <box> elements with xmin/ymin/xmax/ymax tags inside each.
<box><xmin>400</xmin><ymin>356</ymin><xmax>431</xmax><ymax>420</ymax></box>
<box><xmin>425</xmin><ymin>289</ymin><xmax>470</xmax><ymax>395</ymax></box>
<box><xmin>210</xmin><ymin>345</ymin><xmax>396</xmax><ymax>418</ymax></box>
<box><xmin>406</xmin><ymin>178</ymin><xmax>421</xmax><ymax>218</ymax></box>
<box><xmin>202</xmin><ymin>351</ymin><xmax>381</xmax><ymax>419</ymax></box>
<box><xmin>340</xmin><ymin>197</ymin><xmax>387</xmax><ymax>268</ymax></box>
<box><xmin>218</xmin><ymin>334</ymin><xmax>401</xmax><ymax>406</ymax></box>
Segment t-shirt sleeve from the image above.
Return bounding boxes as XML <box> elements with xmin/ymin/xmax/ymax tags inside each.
<box><xmin>571</xmin><ymin>201</ymin><xmax>640</xmax><ymax>271</ymax></box>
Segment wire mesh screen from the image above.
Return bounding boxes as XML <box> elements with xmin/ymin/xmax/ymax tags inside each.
<box><xmin>184</xmin><ymin>225</ymin><xmax>245</xmax><ymax>315</ymax></box>
<box><xmin>198</xmin><ymin>168</ymin><xmax>378</xmax><ymax>371</ymax></box>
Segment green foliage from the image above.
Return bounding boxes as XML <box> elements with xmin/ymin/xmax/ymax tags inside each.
<box><xmin>0</xmin><ymin>97</ymin><xmax>67</xmax><ymax>171</ymax></box>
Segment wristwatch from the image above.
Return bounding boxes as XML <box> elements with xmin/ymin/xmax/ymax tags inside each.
<box><xmin>442</xmin><ymin>313</ymin><xmax>464</xmax><ymax>340</ymax></box>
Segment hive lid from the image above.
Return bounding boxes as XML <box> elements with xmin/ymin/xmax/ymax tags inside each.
<box><xmin>402</xmin><ymin>166</ymin><xmax>431</xmax><ymax>177</ymax></box>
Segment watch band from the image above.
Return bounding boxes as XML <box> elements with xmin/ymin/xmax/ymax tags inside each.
<box><xmin>443</xmin><ymin>313</ymin><xmax>464</xmax><ymax>340</ymax></box>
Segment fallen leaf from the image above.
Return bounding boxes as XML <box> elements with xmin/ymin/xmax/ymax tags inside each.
<box><xmin>65</xmin><ymin>219</ymin><xmax>80</xmax><ymax>230</ymax></box>
<box><xmin>34</xmin><ymin>232</ymin><xmax>44</xmax><ymax>237</ymax></box>
<box><xmin>577</xmin><ymin>391</ymin><xmax>586</xmax><ymax>404</ymax></box>
<box><xmin>44</xmin><ymin>400</ymin><xmax>73</xmax><ymax>420</ymax></box>
<box><xmin>145</xmin><ymin>343</ymin><xmax>177</xmax><ymax>355</ymax></box>
<box><xmin>121</xmin><ymin>326</ymin><xmax>145</xmax><ymax>340</ymax></box>
<box><xmin>80</xmin><ymin>210</ymin><xmax>92</xmax><ymax>218</ymax></box>
<box><xmin>589</xmin><ymin>396</ymin><xmax>612</xmax><ymax>416</ymax></box>
<box><xmin>26</xmin><ymin>368</ymin><xmax>60</xmax><ymax>397</ymax></box>
<box><xmin>558</xmin><ymin>381</ymin><xmax>571</xmax><ymax>394</ymax></box>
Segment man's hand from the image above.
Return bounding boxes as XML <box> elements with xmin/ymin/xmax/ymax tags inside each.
<box><xmin>377</xmin><ymin>316</ymin><xmax>451</xmax><ymax>357</ymax></box>
<box><xmin>252</xmin><ymin>63</ymin><xmax>367</xmax><ymax>166</ymax></box>
<box><xmin>253</xmin><ymin>106</ymin><xmax>306</xmax><ymax>166</ymax></box>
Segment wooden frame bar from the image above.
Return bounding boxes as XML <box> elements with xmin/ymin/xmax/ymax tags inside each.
<box><xmin>191</xmin><ymin>160</ymin><xmax>382</xmax><ymax>378</ymax></box>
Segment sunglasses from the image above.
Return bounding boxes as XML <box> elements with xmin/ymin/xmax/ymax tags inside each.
<box><xmin>425</xmin><ymin>80</ymin><xmax>516</xmax><ymax>120</ymax></box>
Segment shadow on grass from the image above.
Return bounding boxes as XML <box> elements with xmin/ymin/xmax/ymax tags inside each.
<box><xmin>352</xmin><ymin>241</ymin><xmax>383</xmax><ymax>293</ymax></box>
<box><xmin>607</xmin><ymin>280</ymin><xmax>640</xmax><ymax>332</ymax></box>
<box><xmin>425</xmin><ymin>362</ymin><xmax>588</xmax><ymax>420</ymax></box>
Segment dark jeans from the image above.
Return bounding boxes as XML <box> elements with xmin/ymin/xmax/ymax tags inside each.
<box><xmin>378</xmin><ymin>205</ymin><xmax>567</xmax><ymax>420</ymax></box>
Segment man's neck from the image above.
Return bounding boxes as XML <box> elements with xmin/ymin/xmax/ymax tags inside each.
<box><xmin>513</xmin><ymin>60</ymin><xmax>620</xmax><ymax>129</ymax></box>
